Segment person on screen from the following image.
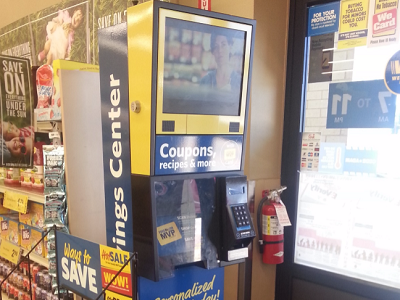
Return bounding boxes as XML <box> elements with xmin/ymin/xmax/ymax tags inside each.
<box><xmin>200</xmin><ymin>32</ymin><xmax>241</xmax><ymax>92</ymax></box>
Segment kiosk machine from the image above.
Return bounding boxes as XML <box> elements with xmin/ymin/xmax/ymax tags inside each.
<box><xmin>101</xmin><ymin>0</ymin><xmax>256</xmax><ymax>283</ymax></box>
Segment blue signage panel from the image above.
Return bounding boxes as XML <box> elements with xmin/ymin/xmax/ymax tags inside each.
<box><xmin>155</xmin><ymin>135</ymin><xmax>243</xmax><ymax>175</ymax></box>
<box><xmin>385</xmin><ymin>50</ymin><xmax>400</xmax><ymax>95</ymax></box>
<box><xmin>344</xmin><ymin>148</ymin><xmax>378</xmax><ymax>176</ymax></box>
<box><xmin>318</xmin><ymin>143</ymin><xmax>345</xmax><ymax>174</ymax></box>
<box><xmin>326</xmin><ymin>80</ymin><xmax>396</xmax><ymax>129</ymax></box>
<box><xmin>57</xmin><ymin>232</ymin><xmax>102</xmax><ymax>300</ymax></box>
<box><xmin>308</xmin><ymin>2</ymin><xmax>340</xmax><ymax>36</ymax></box>
<box><xmin>139</xmin><ymin>266</ymin><xmax>224</xmax><ymax>300</ymax></box>
<box><xmin>99</xmin><ymin>24</ymin><xmax>134</xmax><ymax>252</ymax></box>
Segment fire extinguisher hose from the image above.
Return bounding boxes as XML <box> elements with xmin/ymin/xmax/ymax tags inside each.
<box><xmin>257</xmin><ymin>195</ymin><xmax>268</xmax><ymax>254</ymax></box>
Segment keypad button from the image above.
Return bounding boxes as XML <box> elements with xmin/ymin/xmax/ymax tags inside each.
<box><xmin>235</xmin><ymin>212</ymin><xmax>240</xmax><ymax>216</ymax></box>
<box><xmin>241</xmin><ymin>205</ymin><xmax>245</xmax><ymax>210</ymax></box>
<box><xmin>239</xmin><ymin>211</ymin><xmax>243</xmax><ymax>215</ymax></box>
<box><xmin>238</xmin><ymin>222</ymin><xmax>243</xmax><ymax>226</ymax></box>
<box><xmin>246</xmin><ymin>221</ymin><xmax>250</xmax><ymax>225</ymax></box>
<box><xmin>245</xmin><ymin>216</ymin><xmax>248</xmax><ymax>220</ymax></box>
<box><xmin>233</xmin><ymin>207</ymin><xmax>238</xmax><ymax>211</ymax></box>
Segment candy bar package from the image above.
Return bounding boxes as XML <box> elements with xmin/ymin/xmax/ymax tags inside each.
<box><xmin>36</xmin><ymin>65</ymin><xmax>53</xmax><ymax>109</ymax></box>
<box><xmin>44</xmin><ymin>193</ymin><xmax>67</xmax><ymax>228</ymax></box>
<box><xmin>43</xmin><ymin>146</ymin><xmax>65</xmax><ymax>194</ymax></box>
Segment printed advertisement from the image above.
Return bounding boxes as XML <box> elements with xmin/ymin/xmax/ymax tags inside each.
<box><xmin>308</xmin><ymin>2</ymin><xmax>340</xmax><ymax>36</ymax></box>
<box><xmin>0</xmin><ymin>55</ymin><xmax>33</xmax><ymax>168</ymax></box>
<box><xmin>295</xmin><ymin>172</ymin><xmax>400</xmax><ymax>289</ymax></box>
<box><xmin>0</xmin><ymin>17</ymin><xmax>32</xmax><ymax>62</ymax></box>
<box><xmin>92</xmin><ymin>0</ymin><xmax>132</xmax><ymax>64</ymax></box>
<box><xmin>300</xmin><ymin>132</ymin><xmax>321</xmax><ymax>171</ymax></box>
<box><xmin>338</xmin><ymin>0</ymin><xmax>370</xmax><ymax>49</ymax></box>
<box><xmin>308</xmin><ymin>33</ymin><xmax>334</xmax><ymax>83</ymax></box>
<box><xmin>367</xmin><ymin>0</ymin><xmax>400</xmax><ymax>47</ymax></box>
<box><xmin>384</xmin><ymin>49</ymin><xmax>400</xmax><ymax>94</ymax></box>
<box><xmin>56</xmin><ymin>231</ymin><xmax>133</xmax><ymax>300</ymax></box>
<box><xmin>0</xmin><ymin>0</ymin><xmax>132</xmax><ymax>66</ymax></box>
<box><xmin>98</xmin><ymin>24</ymin><xmax>133</xmax><ymax>252</ymax></box>
<box><xmin>139</xmin><ymin>266</ymin><xmax>224</xmax><ymax>300</ymax></box>
<box><xmin>155</xmin><ymin>135</ymin><xmax>243</xmax><ymax>175</ymax></box>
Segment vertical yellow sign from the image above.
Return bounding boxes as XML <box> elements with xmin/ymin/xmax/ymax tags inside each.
<box><xmin>338</xmin><ymin>0</ymin><xmax>370</xmax><ymax>49</ymax></box>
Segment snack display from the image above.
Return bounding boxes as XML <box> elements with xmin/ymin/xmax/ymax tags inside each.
<box><xmin>19</xmin><ymin>224</ymin><xmax>47</xmax><ymax>258</ymax></box>
<box><xmin>0</xmin><ymin>215</ymin><xmax>20</xmax><ymax>246</ymax></box>
<box><xmin>43</xmin><ymin>145</ymin><xmax>68</xmax><ymax>277</ymax></box>
<box><xmin>0</xmin><ymin>257</ymin><xmax>71</xmax><ymax>300</ymax></box>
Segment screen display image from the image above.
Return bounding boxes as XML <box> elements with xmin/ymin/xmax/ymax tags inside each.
<box><xmin>162</xmin><ymin>18</ymin><xmax>246</xmax><ymax>116</ymax></box>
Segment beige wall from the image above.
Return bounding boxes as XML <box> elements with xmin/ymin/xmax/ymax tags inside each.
<box><xmin>0</xmin><ymin>0</ymin><xmax>289</xmax><ymax>299</ymax></box>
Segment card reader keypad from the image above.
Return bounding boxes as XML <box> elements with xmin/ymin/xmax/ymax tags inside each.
<box><xmin>232</xmin><ymin>205</ymin><xmax>250</xmax><ymax>229</ymax></box>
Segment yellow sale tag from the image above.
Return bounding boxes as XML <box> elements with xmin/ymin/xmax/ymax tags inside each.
<box><xmin>157</xmin><ymin>222</ymin><xmax>182</xmax><ymax>246</ymax></box>
<box><xmin>0</xmin><ymin>240</ymin><xmax>22</xmax><ymax>264</ymax></box>
<box><xmin>3</xmin><ymin>191</ymin><xmax>29</xmax><ymax>214</ymax></box>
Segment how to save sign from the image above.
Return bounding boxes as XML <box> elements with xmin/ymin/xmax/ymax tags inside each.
<box><xmin>56</xmin><ymin>232</ymin><xmax>133</xmax><ymax>300</ymax></box>
<box><xmin>155</xmin><ymin>135</ymin><xmax>243</xmax><ymax>175</ymax></box>
<box><xmin>326</xmin><ymin>80</ymin><xmax>396</xmax><ymax>128</ymax></box>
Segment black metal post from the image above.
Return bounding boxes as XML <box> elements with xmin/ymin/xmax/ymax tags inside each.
<box><xmin>28</xmin><ymin>254</ymin><xmax>32</xmax><ymax>300</ymax></box>
<box><xmin>53</xmin><ymin>225</ymin><xmax>61</xmax><ymax>300</ymax></box>
<box><xmin>94</xmin><ymin>253</ymin><xmax>138</xmax><ymax>300</ymax></box>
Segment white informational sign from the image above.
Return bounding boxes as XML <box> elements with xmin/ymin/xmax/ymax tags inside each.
<box><xmin>367</xmin><ymin>0</ymin><xmax>400</xmax><ymax>47</ymax></box>
<box><xmin>300</xmin><ymin>133</ymin><xmax>321</xmax><ymax>172</ymax></box>
<box><xmin>295</xmin><ymin>172</ymin><xmax>400</xmax><ymax>290</ymax></box>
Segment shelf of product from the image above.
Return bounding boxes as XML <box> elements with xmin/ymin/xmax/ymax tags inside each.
<box><xmin>0</xmin><ymin>187</ymin><xmax>44</xmax><ymax>205</ymax></box>
<box><xmin>33</xmin><ymin>119</ymin><xmax>62</xmax><ymax>134</ymax></box>
<box><xmin>0</xmin><ymin>256</ymin><xmax>56</xmax><ymax>300</ymax></box>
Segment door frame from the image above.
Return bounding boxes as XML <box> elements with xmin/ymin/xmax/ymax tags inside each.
<box><xmin>276</xmin><ymin>0</ymin><xmax>400</xmax><ymax>299</ymax></box>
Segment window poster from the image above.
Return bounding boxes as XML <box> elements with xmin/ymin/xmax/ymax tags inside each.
<box><xmin>338</xmin><ymin>0</ymin><xmax>370</xmax><ymax>49</ymax></box>
<box><xmin>367</xmin><ymin>0</ymin><xmax>400</xmax><ymax>47</ymax></box>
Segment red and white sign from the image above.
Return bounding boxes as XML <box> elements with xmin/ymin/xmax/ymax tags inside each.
<box><xmin>372</xmin><ymin>8</ymin><xmax>397</xmax><ymax>34</ymax></box>
<box><xmin>198</xmin><ymin>0</ymin><xmax>211</xmax><ymax>10</ymax></box>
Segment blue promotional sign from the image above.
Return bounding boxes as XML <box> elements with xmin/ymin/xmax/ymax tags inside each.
<box><xmin>308</xmin><ymin>2</ymin><xmax>340</xmax><ymax>36</ymax></box>
<box><xmin>139</xmin><ymin>266</ymin><xmax>224</xmax><ymax>300</ymax></box>
<box><xmin>56</xmin><ymin>232</ymin><xmax>133</xmax><ymax>300</ymax></box>
<box><xmin>155</xmin><ymin>135</ymin><xmax>243</xmax><ymax>175</ymax></box>
<box><xmin>318</xmin><ymin>143</ymin><xmax>345</xmax><ymax>174</ymax></box>
<box><xmin>344</xmin><ymin>147</ymin><xmax>377</xmax><ymax>176</ymax></box>
<box><xmin>326</xmin><ymin>80</ymin><xmax>396</xmax><ymax>129</ymax></box>
<box><xmin>385</xmin><ymin>50</ymin><xmax>400</xmax><ymax>95</ymax></box>
<box><xmin>99</xmin><ymin>24</ymin><xmax>134</xmax><ymax>252</ymax></box>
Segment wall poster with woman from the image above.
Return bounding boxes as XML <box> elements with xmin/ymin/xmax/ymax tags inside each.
<box><xmin>0</xmin><ymin>55</ymin><xmax>34</xmax><ymax>168</ymax></box>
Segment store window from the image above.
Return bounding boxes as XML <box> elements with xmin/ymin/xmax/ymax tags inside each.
<box><xmin>295</xmin><ymin>1</ymin><xmax>400</xmax><ymax>290</ymax></box>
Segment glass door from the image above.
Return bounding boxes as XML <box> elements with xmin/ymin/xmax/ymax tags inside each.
<box><xmin>277</xmin><ymin>0</ymin><xmax>400</xmax><ymax>299</ymax></box>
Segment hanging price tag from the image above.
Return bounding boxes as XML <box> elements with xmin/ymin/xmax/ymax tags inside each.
<box><xmin>272</xmin><ymin>202</ymin><xmax>292</xmax><ymax>227</ymax></box>
<box><xmin>0</xmin><ymin>240</ymin><xmax>22</xmax><ymax>264</ymax></box>
<box><xmin>3</xmin><ymin>191</ymin><xmax>29</xmax><ymax>214</ymax></box>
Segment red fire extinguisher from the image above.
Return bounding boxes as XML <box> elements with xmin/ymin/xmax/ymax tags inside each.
<box><xmin>257</xmin><ymin>186</ymin><xmax>287</xmax><ymax>264</ymax></box>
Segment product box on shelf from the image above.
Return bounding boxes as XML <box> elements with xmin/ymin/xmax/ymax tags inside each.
<box><xmin>19</xmin><ymin>202</ymin><xmax>44</xmax><ymax>229</ymax></box>
<box><xmin>0</xmin><ymin>168</ymin><xmax>5</xmax><ymax>185</ymax></box>
<box><xmin>31</xmin><ymin>166</ymin><xmax>44</xmax><ymax>193</ymax></box>
<box><xmin>4</xmin><ymin>169</ymin><xmax>21</xmax><ymax>187</ymax></box>
<box><xmin>20</xmin><ymin>169</ymin><xmax>33</xmax><ymax>190</ymax></box>
<box><xmin>20</xmin><ymin>223</ymin><xmax>47</xmax><ymax>258</ymax></box>
<box><xmin>0</xmin><ymin>215</ymin><xmax>21</xmax><ymax>246</ymax></box>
